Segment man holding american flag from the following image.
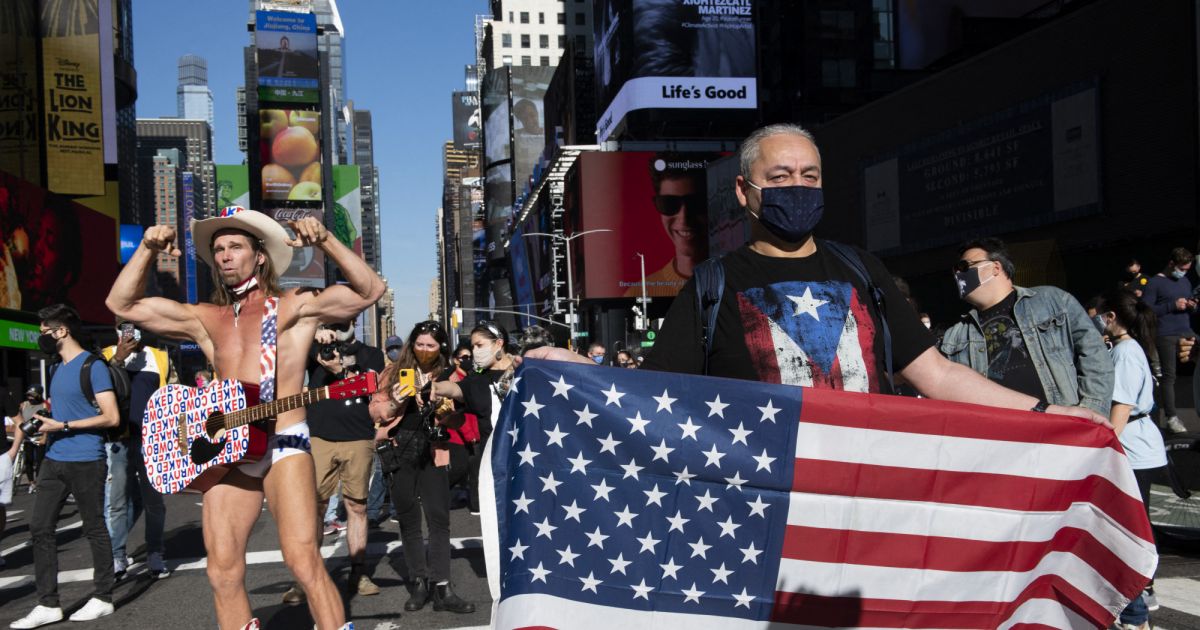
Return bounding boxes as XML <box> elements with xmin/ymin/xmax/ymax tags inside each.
<box><xmin>496</xmin><ymin>123</ymin><xmax>1155</xmax><ymax>628</ymax></box>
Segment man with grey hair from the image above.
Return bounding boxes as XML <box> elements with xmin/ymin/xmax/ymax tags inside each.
<box><xmin>529</xmin><ymin>123</ymin><xmax>1108</xmax><ymax>426</ymax></box>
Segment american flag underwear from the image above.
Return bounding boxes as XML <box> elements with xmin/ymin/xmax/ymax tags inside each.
<box><xmin>480</xmin><ymin>359</ymin><xmax>1157</xmax><ymax>629</ymax></box>
<box><xmin>258</xmin><ymin>296</ymin><xmax>278</xmax><ymax>403</ymax></box>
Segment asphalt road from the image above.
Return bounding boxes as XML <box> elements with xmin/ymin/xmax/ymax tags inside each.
<box><xmin>2</xmin><ymin>477</ymin><xmax>1199</xmax><ymax>629</ymax></box>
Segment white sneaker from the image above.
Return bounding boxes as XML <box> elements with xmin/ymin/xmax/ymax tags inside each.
<box><xmin>67</xmin><ymin>598</ymin><xmax>113</xmax><ymax>621</ymax></box>
<box><xmin>1165</xmin><ymin>415</ymin><xmax>1188</xmax><ymax>434</ymax></box>
<box><xmin>9</xmin><ymin>605</ymin><xmax>63</xmax><ymax>629</ymax></box>
<box><xmin>147</xmin><ymin>551</ymin><xmax>170</xmax><ymax>579</ymax></box>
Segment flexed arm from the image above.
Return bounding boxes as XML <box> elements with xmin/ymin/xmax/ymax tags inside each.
<box><xmin>290</xmin><ymin>217</ymin><xmax>387</xmax><ymax>324</ymax></box>
<box><xmin>105</xmin><ymin>225</ymin><xmax>207</xmax><ymax>342</ymax></box>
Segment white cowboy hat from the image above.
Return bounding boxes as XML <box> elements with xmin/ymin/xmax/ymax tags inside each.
<box><xmin>190</xmin><ymin>206</ymin><xmax>293</xmax><ymax>273</ymax></box>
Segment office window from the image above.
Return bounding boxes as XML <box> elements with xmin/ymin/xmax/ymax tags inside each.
<box><xmin>575</xmin><ymin>12</ymin><xmax>585</xmax><ymax>25</ymax></box>
<box><xmin>503</xmin><ymin>54</ymin><xmax>513</xmax><ymax>65</ymax></box>
<box><xmin>502</xmin><ymin>33</ymin><xmax>512</xmax><ymax>47</ymax></box>
<box><xmin>819</xmin><ymin>10</ymin><xmax>855</xmax><ymax>39</ymax></box>
<box><xmin>540</xmin><ymin>56</ymin><xmax>550</xmax><ymax>66</ymax></box>
<box><xmin>558</xmin><ymin>35</ymin><xmax>566</xmax><ymax>48</ymax></box>
<box><xmin>821</xmin><ymin>58</ymin><xmax>857</xmax><ymax>87</ymax></box>
<box><xmin>508</xmin><ymin>11</ymin><xmax>513</xmax><ymax>22</ymax></box>
<box><xmin>540</xmin><ymin>34</ymin><xmax>549</xmax><ymax>48</ymax></box>
<box><xmin>539</xmin><ymin>12</ymin><xmax>545</xmax><ymax>24</ymax></box>
<box><xmin>873</xmin><ymin>0</ymin><xmax>896</xmax><ymax>69</ymax></box>
<box><xmin>521</xmin><ymin>55</ymin><xmax>531</xmax><ymax>65</ymax></box>
<box><xmin>520</xmin><ymin>11</ymin><xmax>529</xmax><ymax>24</ymax></box>
<box><xmin>558</xmin><ymin>12</ymin><xmax>565</xmax><ymax>24</ymax></box>
<box><xmin>521</xmin><ymin>34</ymin><xmax>530</xmax><ymax>48</ymax></box>
<box><xmin>575</xmin><ymin>34</ymin><xmax>585</xmax><ymax>49</ymax></box>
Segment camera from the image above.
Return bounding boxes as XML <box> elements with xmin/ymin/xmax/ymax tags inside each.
<box><xmin>318</xmin><ymin>343</ymin><xmax>340</xmax><ymax>361</ymax></box>
<box><xmin>20</xmin><ymin>410</ymin><xmax>49</xmax><ymax>436</ymax></box>
<box><xmin>426</xmin><ymin>421</ymin><xmax>450</xmax><ymax>443</ymax></box>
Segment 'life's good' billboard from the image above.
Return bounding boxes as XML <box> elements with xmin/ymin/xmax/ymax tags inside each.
<box><xmin>593</xmin><ymin>0</ymin><xmax>756</xmax><ymax>142</ymax></box>
<box><xmin>255</xmin><ymin>10</ymin><xmax>319</xmax><ymax>103</ymax></box>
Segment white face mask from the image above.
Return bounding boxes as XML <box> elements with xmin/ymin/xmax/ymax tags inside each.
<box><xmin>473</xmin><ymin>344</ymin><xmax>499</xmax><ymax>369</ymax></box>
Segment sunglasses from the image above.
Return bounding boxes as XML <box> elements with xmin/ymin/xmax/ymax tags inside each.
<box><xmin>477</xmin><ymin>320</ymin><xmax>506</xmax><ymax>343</ymax></box>
<box><xmin>416</xmin><ymin>321</ymin><xmax>443</xmax><ymax>332</ymax></box>
<box><xmin>952</xmin><ymin>259</ymin><xmax>994</xmax><ymax>273</ymax></box>
<box><xmin>652</xmin><ymin>194</ymin><xmax>705</xmax><ymax>216</ymax></box>
<box><xmin>455</xmin><ymin>354</ymin><xmax>470</xmax><ymax>361</ymax></box>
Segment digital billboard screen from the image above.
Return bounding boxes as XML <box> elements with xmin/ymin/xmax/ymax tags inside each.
<box><xmin>510</xmin><ymin>66</ymin><xmax>556</xmax><ymax>197</ymax></box>
<box><xmin>255</xmin><ymin>10</ymin><xmax>319</xmax><ymax>103</ymax></box>
<box><xmin>258</xmin><ymin>108</ymin><xmax>322</xmax><ymax>202</ymax></box>
<box><xmin>569</xmin><ymin>151</ymin><xmax>721</xmax><ymax>299</ymax></box>
<box><xmin>40</xmin><ymin>0</ymin><xmax>106</xmax><ymax>195</ymax></box>
<box><xmin>0</xmin><ymin>168</ymin><xmax>117</xmax><ymax>322</ymax></box>
<box><xmin>267</xmin><ymin>207</ymin><xmax>325</xmax><ymax>288</ymax></box>
<box><xmin>482</xmin><ymin>67</ymin><xmax>511</xmax><ymax>167</ymax></box>
<box><xmin>452</xmin><ymin>91</ymin><xmax>481</xmax><ymax>147</ymax></box>
<box><xmin>593</xmin><ymin>0</ymin><xmax>756</xmax><ymax>142</ymax></box>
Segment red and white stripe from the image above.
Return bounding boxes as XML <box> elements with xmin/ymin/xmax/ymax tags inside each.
<box><xmin>771</xmin><ymin>388</ymin><xmax>1157</xmax><ymax>629</ymax></box>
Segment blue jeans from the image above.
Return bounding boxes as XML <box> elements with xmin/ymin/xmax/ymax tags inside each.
<box><xmin>1119</xmin><ymin>593</ymin><xmax>1149</xmax><ymax>625</ymax></box>
<box><xmin>367</xmin><ymin>453</ymin><xmax>389</xmax><ymax>520</ymax></box>
<box><xmin>105</xmin><ymin>438</ymin><xmax>165</xmax><ymax>559</ymax></box>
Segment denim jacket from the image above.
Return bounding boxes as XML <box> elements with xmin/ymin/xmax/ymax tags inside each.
<box><xmin>939</xmin><ymin>286</ymin><xmax>1114</xmax><ymax>416</ymax></box>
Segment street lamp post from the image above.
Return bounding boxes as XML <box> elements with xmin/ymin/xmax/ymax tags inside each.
<box><xmin>525</xmin><ymin>229</ymin><xmax>612</xmax><ymax>348</ymax></box>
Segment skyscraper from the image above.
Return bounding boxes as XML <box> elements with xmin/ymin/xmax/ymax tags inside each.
<box><xmin>177</xmin><ymin>54</ymin><xmax>215</xmax><ymax>127</ymax></box>
<box><xmin>480</xmin><ymin>0</ymin><xmax>594</xmax><ymax>72</ymax></box>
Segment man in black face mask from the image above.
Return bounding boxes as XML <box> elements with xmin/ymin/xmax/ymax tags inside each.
<box><xmin>939</xmin><ymin>237</ymin><xmax>1113</xmax><ymax>418</ymax></box>
<box><xmin>530</xmin><ymin>124</ymin><xmax>1108</xmax><ymax>427</ymax></box>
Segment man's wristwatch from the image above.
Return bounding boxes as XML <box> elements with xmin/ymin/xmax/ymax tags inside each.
<box><xmin>1030</xmin><ymin>400</ymin><xmax>1050</xmax><ymax>413</ymax></box>
<box><xmin>62</xmin><ymin>421</ymin><xmax>70</xmax><ymax>432</ymax></box>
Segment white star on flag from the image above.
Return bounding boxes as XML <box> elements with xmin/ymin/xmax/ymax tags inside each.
<box><xmin>740</xmin><ymin>542</ymin><xmax>763</xmax><ymax>564</ymax></box>
<box><xmin>660</xmin><ymin>558</ymin><xmax>683</xmax><ymax>580</ymax></box>
<box><xmin>688</xmin><ymin>536</ymin><xmax>712</xmax><ymax>559</ymax></box>
<box><xmin>556</xmin><ymin>545</ymin><xmax>580</xmax><ymax>567</ymax></box>
<box><xmin>567</xmin><ymin>451</ymin><xmax>592</xmax><ymax>475</ymax></box>
<box><xmin>643</xmin><ymin>484</ymin><xmax>667</xmax><ymax>507</ymax></box>
<box><xmin>729</xmin><ymin>422</ymin><xmax>753</xmax><ymax>445</ymax></box>
<box><xmin>724</xmin><ymin>471</ymin><xmax>748</xmax><ymax>491</ymax></box>
<box><xmin>681</xmin><ymin>583</ymin><xmax>705</xmax><ymax>604</ymax></box>
<box><xmin>650</xmin><ymin>439</ymin><xmax>675</xmax><ymax>463</ymax></box>
<box><xmin>512</xmin><ymin>492</ymin><xmax>533</xmax><ymax>514</ymax></box>
<box><xmin>574</xmin><ymin>404</ymin><xmax>598</xmax><ymax>427</ymax></box>
<box><xmin>517</xmin><ymin>443</ymin><xmax>539</xmax><ymax>467</ymax></box>
<box><xmin>539</xmin><ymin>472</ymin><xmax>562</xmax><ymax>495</ymax></box>
<box><xmin>543</xmin><ymin>424</ymin><xmax>568</xmax><ymax>448</ymax></box>
<box><xmin>529</xmin><ymin>562</ymin><xmax>551</xmax><ymax>583</ymax></box>
<box><xmin>652</xmin><ymin>388</ymin><xmax>677</xmax><ymax>413</ymax></box>
<box><xmin>509</xmin><ymin>539</ymin><xmax>528</xmax><ymax>560</ymax></box>
<box><xmin>631</xmin><ymin>579</ymin><xmax>654</xmax><ymax>600</ymax></box>
<box><xmin>608</xmin><ymin>552</ymin><xmax>631</xmax><ymax>575</ymax></box>
<box><xmin>620</xmin><ymin>458</ymin><xmax>644</xmax><ymax>480</ymax></box>
<box><xmin>711</xmin><ymin>562</ymin><xmax>734</xmax><ymax>584</ymax></box>
<box><xmin>585</xmin><ymin>526</ymin><xmax>609</xmax><ymax>549</ymax></box>
<box><xmin>747</xmin><ymin>495</ymin><xmax>770</xmax><ymax>518</ymax></box>
<box><xmin>695</xmin><ymin>489</ymin><xmax>718</xmax><ymax>512</ymax></box>
<box><xmin>562</xmin><ymin>500</ymin><xmax>586</xmax><ymax>522</ymax></box>
<box><xmin>666</xmin><ymin>510</ymin><xmax>690</xmax><ymax>533</ymax></box>
<box><xmin>534</xmin><ymin>518</ymin><xmax>557</xmax><ymax>540</ymax></box>
<box><xmin>580</xmin><ymin>572</ymin><xmax>602</xmax><ymax>594</ymax></box>
<box><xmin>677</xmin><ymin>416</ymin><xmax>701</xmax><ymax>440</ymax></box>
<box><xmin>705</xmin><ymin>394</ymin><xmax>729</xmax><ymax>418</ymax></box>
<box><xmin>614</xmin><ymin>505</ymin><xmax>638</xmax><ymax>528</ymax></box>
<box><xmin>717</xmin><ymin>515</ymin><xmax>741</xmax><ymax>539</ymax></box>
<box><xmin>788</xmin><ymin>286</ymin><xmax>828</xmax><ymax>319</ymax></box>
<box><xmin>626</xmin><ymin>410</ymin><xmax>651</xmax><ymax>435</ymax></box>
<box><xmin>602</xmin><ymin>383</ymin><xmax>625</xmax><ymax>407</ymax></box>
<box><xmin>674</xmin><ymin>466</ymin><xmax>695</xmax><ymax>486</ymax></box>
<box><xmin>590</xmin><ymin>478</ymin><xmax>614</xmax><ymax>502</ymax></box>
<box><xmin>702</xmin><ymin>443</ymin><xmax>726</xmax><ymax>468</ymax></box>
<box><xmin>733</xmin><ymin>587</ymin><xmax>755</xmax><ymax>609</ymax></box>
<box><xmin>522</xmin><ymin>395</ymin><xmax>544</xmax><ymax>418</ymax></box>
<box><xmin>758</xmin><ymin>399</ymin><xmax>781</xmax><ymax>423</ymax></box>
<box><xmin>753</xmin><ymin>448</ymin><xmax>777</xmax><ymax>472</ymax></box>
<box><xmin>596</xmin><ymin>433</ymin><xmax>621</xmax><ymax>455</ymax></box>
<box><xmin>550</xmin><ymin>375</ymin><xmax>574</xmax><ymax>399</ymax></box>
<box><xmin>635</xmin><ymin>531</ymin><xmax>660</xmax><ymax>554</ymax></box>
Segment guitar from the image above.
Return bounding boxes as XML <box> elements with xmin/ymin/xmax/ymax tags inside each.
<box><xmin>143</xmin><ymin>373</ymin><xmax>377</xmax><ymax>494</ymax></box>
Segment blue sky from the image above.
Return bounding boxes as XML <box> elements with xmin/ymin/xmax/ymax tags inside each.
<box><xmin>133</xmin><ymin>0</ymin><xmax>487</xmax><ymax>336</ymax></box>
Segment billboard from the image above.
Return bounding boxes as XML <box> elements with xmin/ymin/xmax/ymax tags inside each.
<box><xmin>705</xmin><ymin>154</ymin><xmax>748</xmax><ymax>259</ymax></box>
<box><xmin>452</xmin><ymin>91</ymin><xmax>481</xmax><ymax>147</ymax></box>
<box><xmin>267</xmin><ymin>206</ymin><xmax>325</xmax><ymax>288</ymax></box>
<box><xmin>181</xmin><ymin>172</ymin><xmax>198</xmax><ymax>304</ymax></box>
<box><xmin>255</xmin><ymin>10</ymin><xmax>319</xmax><ymax>103</ymax></box>
<box><xmin>862</xmin><ymin>82</ymin><xmax>1102</xmax><ymax>254</ymax></box>
<box><xmin>0</xmin><ymin>168</ymin><xmax>117</xmax><ymax>322</ymax></box>
<box><xmin>0</xmin><ymin>2</ymin><xmax>42</xmax><ymax>183</ymax></box>
<box><xmin>258</xmin><ymin>108</ymin><xmax>321</xmax><ymax>202</ymax></box>
<box><xmin>511</xmin><ymin>66</ymin><xmax>556</xmax><ymax>198</ymax></box>
<box><xmin>569</xmin><ymin>152</ymin><xmax>720</xmax><ymax>299</ymax></box>
<box><xmin>331</xmin><ymin>164</ymin><xmax>362</xmax><ymax>256</ymax></box>
<box><xmin>216</xmin><ymin>164</ymin><xmax>250</xmax><ymax>209</ymax></box>
<box><xmin>40</xmin><ymin>0</ymin><xmax>105</xmax><ymax>195</ymax></box>
<box><xmin>593</xmin><ymin>0</ymin><xmax>756</xmax><ymax>142</ymax></box>
<box><xmin>482</xmin><ymin>67</ymin><xmax>511</xmax><ymax>168</ymax></box>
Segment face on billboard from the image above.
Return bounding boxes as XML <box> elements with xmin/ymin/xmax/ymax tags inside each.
<box><xmin>452</xmin><ymin>92</ymin><xmax>481</xmax><ymax>146</ymax></box>
<box><xmin>259</xmin><ymin>108</ymin><xmax>322</xmax><ymax>202</ymax></box>
<box><xmin>572</xmin><ymin>152</ymin><xmax>720</xmax><ymax>299</ymax></box>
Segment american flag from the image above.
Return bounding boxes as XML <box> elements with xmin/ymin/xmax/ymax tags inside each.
<box><xmin>480</xmin><ymin>360</ymin><xmax>1157</xmax><ymax>629</ymax></box>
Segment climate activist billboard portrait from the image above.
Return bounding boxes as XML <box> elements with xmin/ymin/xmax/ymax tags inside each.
<box><xmin>593</xmin><ymin>0</ymin><xmax>757</xmax><ymax>142</ymax></box>
<box><xmin>569</xmin><ymin>151</ymin><xmax>720</xmax><ymax>299</ymax></box>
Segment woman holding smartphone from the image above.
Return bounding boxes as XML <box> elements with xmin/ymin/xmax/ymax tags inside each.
<box><xmin>368</xmin><ymin>321</ymin><xmax>474</xmax><ymax>615</ymax></box>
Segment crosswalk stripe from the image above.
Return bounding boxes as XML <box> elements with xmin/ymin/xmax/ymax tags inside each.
<box><xmin>1155</xmin><ymin>576</ymin><xmax>1200</xmax><ymax>618</ymax></box>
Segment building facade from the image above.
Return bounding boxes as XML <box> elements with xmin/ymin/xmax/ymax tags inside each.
<box><xmin>177</xmin><ymin>54</ymin><xmax>215</xmax><ymax>127</ymax></box>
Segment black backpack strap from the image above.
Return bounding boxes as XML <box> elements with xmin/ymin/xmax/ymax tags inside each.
<box><xmin>80</xmin><ymin>353</ymin><xmax>98</xmax><ymax>409</ymax></box>
<box><xmin>693</xmin><ymin>256</ymin><xmax>726</xmax><ymax>376</ymax></box>
<box><xmin>820</xmin><ymin>239</ymin><xmax>895</xmax><ymax>392</ymax></box>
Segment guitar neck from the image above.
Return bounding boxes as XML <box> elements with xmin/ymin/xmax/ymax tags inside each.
<box><xmin>224</xmin><ymin>387</ymin><xmax>328</xmax><ymax>429</ymax></box>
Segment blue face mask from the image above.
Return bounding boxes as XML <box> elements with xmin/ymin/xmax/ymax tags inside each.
<box><xmin>1092</xmin><ymin>314</ymin><xmax>1107</xmax><ymax>335</ymax></box>
<box><xmin>744</xmin><ymin>181</ymin><xmax>824</xmax><ymax>243</ymax></box>
<box><xmin>1172</xmin><ymin>269</ymin><xmax>1187</xmax><ymax>280</ymax></box>
<box><xmin>591</xmin><ymin>355</ymin><xmax>605</xmax><ymax>365</ymax></box>
<box><xmin>387</xmin><ymin>349</ymin><xmax>400</xmax><ymax>362</ymax></box>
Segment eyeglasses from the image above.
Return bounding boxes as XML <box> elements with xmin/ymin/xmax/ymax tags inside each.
<box><xmin>38</xmin><ymin>326</ymin><xmax>62</xmax><ymax>335</ymax></box>
<box><xmin>652</xmin><ymin>194</ymin><xmax>705</xmax><ymax>216</ymax></box>
<box><xmin>952</xmin><ymin>259</ymin><xmax>995</xmax><ymax>273</ymax></box>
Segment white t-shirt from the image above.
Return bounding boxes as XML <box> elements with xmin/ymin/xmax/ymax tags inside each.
<box><xmin>1110</xmin><ymin>339</ymin><xmax>1167</xmax><ymax>469</ymax></box>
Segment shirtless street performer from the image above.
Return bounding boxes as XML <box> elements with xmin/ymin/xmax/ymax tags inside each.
<box><xmin>105</xmin><ymin>207</ymin><xmax>384</xmax><ymax>630</ymax></box>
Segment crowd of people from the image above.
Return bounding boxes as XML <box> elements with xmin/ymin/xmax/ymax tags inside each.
<box><xmin>0</xmin><ymin>123</ymin><xmax>1193</xmax><ymax>630</ymax></box>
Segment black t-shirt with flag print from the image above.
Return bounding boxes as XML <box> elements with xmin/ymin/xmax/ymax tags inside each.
<box><xmin>643</xmin><ymin>244</ymin><xmax>933</xmax><ymax>394</ymax></box>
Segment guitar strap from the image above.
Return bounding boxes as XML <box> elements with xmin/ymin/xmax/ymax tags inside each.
<box><xmin>259</xmin><ymin>296</ymin><xmax>279</xmax><ymax>404</ymax></box>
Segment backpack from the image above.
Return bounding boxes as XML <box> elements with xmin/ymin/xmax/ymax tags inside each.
<box><xmin>694</xmin><ymin>239</ymin><xmax>895</xmax><ymax>391</ymax></box>
<box><xmin>47</xmin><ymin>352</ymin><xmax>133</xmax><ymax>439</ymax></box>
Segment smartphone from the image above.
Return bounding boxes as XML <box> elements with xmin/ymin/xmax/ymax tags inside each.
<box><xmin>398</xmin><ymin>369</ymin><xmax>415</xmax><ymax>392</ymax></box>
<box><xmin>119</xmin><ymin>322</ymin><xmax>141</xmax><ymax>342</ymax></box>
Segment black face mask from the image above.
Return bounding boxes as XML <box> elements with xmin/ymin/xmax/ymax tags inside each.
<box><xmin>37</xmin><ymin>332</ymin><xmax>59</xmax><ymax>355</ymax></box>
<box><xmin>745</xmin><ymin>181</ymin><xmax>824</xmax><ymax>243</ymax></box>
